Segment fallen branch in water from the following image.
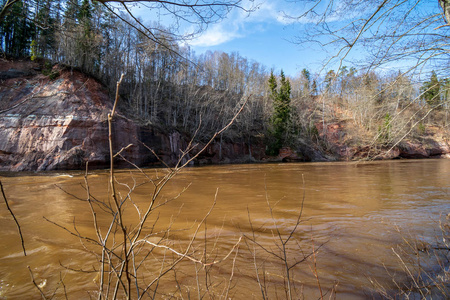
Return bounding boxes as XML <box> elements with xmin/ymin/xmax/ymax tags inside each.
<box><xmin>0</xmin><ymin>180</ymin><xmax>26</xmax><ymax>256</ymax></box>
<box><xmin>27</xmin><ymin>266</ymin><xmax>46</xmax><ymax>299</ymax></box>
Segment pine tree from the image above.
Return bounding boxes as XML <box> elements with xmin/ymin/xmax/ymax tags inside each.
<box><xmin>422</xmin><ymin>71</ymin><xmax>441</xmax><ymax>108</ymax></box>
<box><xmin>311</xmin><ymin>79</ymin><xmax>318</xmax><ymax>97</ymax></box>
<box><xmin>0</xmin><ymin>0</ymin><xmax>33</xmax><ymax>57</ymax></box>
<box><xmin>325</xmin><ymin>70</ymin><xmax>336</xmax><ymax>91</ymax></box>
<box><xmin>268</xmin><ymin>69</ymin><xmax>277</xmax><ymax>99</ymax></box>
<box><xmin>78</xmin><ymin>0</ymin><xmax>93</xmax><ymax>71</ymax></box>
<box><xmin>59</xmin><ymin>0</ymin><xmax>79</xmax><ymax>66</ymax></box>
<box><xmin>267</xmin><ymin>70</ymin><xmax>292</xmax><ymax>155</ymax></box>
<box><xmin>301</xmin><ymin>68</ymin><xmax>310</xmax><ymax>95</ymax></box>
<box><xmin>34</xmin><ymin>0</ymin><xmax>57</xmax><ymax>59</ymax></box>
<box><xmin>63</xmin><ymin>0</ymin><xmax>79</xmax><ymax>23</ymax></box>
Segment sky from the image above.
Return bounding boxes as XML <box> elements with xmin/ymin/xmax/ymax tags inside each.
<box><xmin>186</xmin><ymin>1</ymin><xmax>325</xmax><ymax>77</ymax></box>
<box><xmin>189</xmin><ymin>20</ymin><xmax>318</xmax><ymax>77</ymax></box>
<box><xmin>183</xmin><ymin>0</ymin><xmax>444</xmax><ymax>78</ymax></box>
<box><xmin>133</xmin><ymin>0</ymin><xmax>329</xmax><ymax>77</ymax></box>
<box><xmin>132</xmin><ymin>0</ymin><xmax>444</xmax><ymax>78</ymax></box>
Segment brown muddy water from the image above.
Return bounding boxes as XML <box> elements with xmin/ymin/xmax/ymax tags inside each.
<box><xmin>0</xmin><ymin>159</ymin><xmax>449</xmax><ymax>299</ymax></box>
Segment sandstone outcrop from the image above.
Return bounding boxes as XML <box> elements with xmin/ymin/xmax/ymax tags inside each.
<box><xmin>315</xmin><ymin>121</ymin><xmax>450</xmax><ymax>160</ymax></box>
<box><xmin>0</xmin><ymin>60</ymin><xmax>263</xmax><ymax>171</ymax></box>
<box><xmin>1</xmin><ymin>59</ymin><xmax>448</xmax><ymax>171</ymax></box>
<box><xmin>0</xmin><ymin>61</ymin><xmax>142</xmax><ymax>171</ymax></box>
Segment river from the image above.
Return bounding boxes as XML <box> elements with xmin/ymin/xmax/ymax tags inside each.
<box><xmin>0</xmin><ymin>159</ymin><xmax>449</xmax><ymax>299</ymax></box>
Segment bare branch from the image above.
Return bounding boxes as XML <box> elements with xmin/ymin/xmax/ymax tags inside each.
<box><xmin>0</xmin><ymin>181</ymin><xmax>26</xmax><ymax>256</ymax></box>
<box><xmin>27</xmin><ymin>266</ymin><xmax>47</xmax><ymax>300</ymax></box>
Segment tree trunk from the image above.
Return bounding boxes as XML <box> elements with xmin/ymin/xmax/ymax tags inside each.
<box><xmin>439</xmin><ymin>0</ymin><xmax>450</xmax><ymax>24</ymax></box>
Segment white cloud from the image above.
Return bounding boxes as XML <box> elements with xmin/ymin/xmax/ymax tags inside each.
<box><xmin>238</xmin><ymin>1</ymin><xmax>295</xmax><ymax>25</ymax></box>
<box><xmin>188</xmin><ymin>0</ymin><xmax>298</xmax><ymax>48</ymax></box>
<box><xmin>188</xmin><ymin>23</ymin><xmax>242</xmax><ymax>47</ymax></box>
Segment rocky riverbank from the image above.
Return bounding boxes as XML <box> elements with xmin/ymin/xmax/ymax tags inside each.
<box><xmin>0</xmin><ymin>59</ymin><xmax>267</xmax><ymax>171</ymax></box>
<box><xmin>0</xmin><ymin>59</ymin><xmax>448</xmax><ymax>171</ymax></box>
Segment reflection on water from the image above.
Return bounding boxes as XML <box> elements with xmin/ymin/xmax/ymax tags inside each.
<box><xmin>0</xmin><ymin>159</ymin><xmax>449</xmax><ymax>299</ymax></box>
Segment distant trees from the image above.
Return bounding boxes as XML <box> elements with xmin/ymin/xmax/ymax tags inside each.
<box><xmin>291</xmin><ymin>1</ymin><xmax>450</xmax><ymax>76</ymax></box>
<box><xmin>0</xmin><ymin>0</ymin><xmax>22</xmax><ymax>21</ymax></box>
<box><xmin>1</xmin><ymin>0</ymin><xmax>249</xmax><ymax>38</ymax></box>
<box><xmin>0</xmin><ymin>0</ymin><xmax>268</xmax><ymax>147</ymax></box>
<box><xmin>0</xmin><ymin>0</ymin><xmax>251</xmax><ymax>65</ymax></box>
<box><xmin>33</xmin><ymin>0</ymin><xmax>58</xmax><ymax>59</ymax></box>
<box><xmin>420</xmin><ymin>71</ymin><xmax>450</xmax><ymax>111</ymax></box>
<box><xmin>286</xmin><ymin>1</ymin><xmax>450</xmax><ymax>153</ymax></box>
<box><xmin>300</xmin><ymin>68</ymin><xmax>310</xmax><ymax>96</ymax></box>
<box><xmin>2</xmin><ymin>0</ymin><xmax>449</xmax><ymax>159</ymax></box>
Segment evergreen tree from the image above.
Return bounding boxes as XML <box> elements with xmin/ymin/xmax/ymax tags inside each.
<box><xmin>268</xmin><ymin>69</ymin><xmax>277</xmax><ymax>99</ymax></box>
<box><xmin>311</xmin><ymin>79</ymin><xmax>318</xmax><ymax>96</ymax></box>
<box><xmin>78</xmin><ymin>0</ymin><xmax>103</xmax><ymax>75</ymax></box>
<box><xmin>324</xmin><ymin>70</ymin><xmax>336</xmax><ymax>92</ymax></box>
<box><xmin>63</xmin><ymin>0</ymin><xmax>79</xmax><ymax>23</ymax></box>
<box><xmin>0</xmin><ymin>0</ymin><xmax>33</xmax><ymax>57</ymax></box>
<box><xmin>301</xmin><ymin>68</ymin><xmax>310</xmax><ymax>95</ymax></box>
<box><xmin>59</xmin><ymin>0</ymin><xmax>79</xmax><ymax>66</ymax></box>
<box><xmin>78</xmin><ymin>0</ymin><xmax>93</xmax><ymax>71</ymax></box>
<box><xmin>422</xmin><ymin>71</ymin><xmax>442</xmax><ymax>108</ymax></box>
<box><xmin>267</xmin><ymin>70</ymin><xmax>292</xmax><ymax>155</ymax></box>
<box><xmin>34</xmin><ymin>0</ymin><xmax>57</xmax><ymax>59</ymax></box>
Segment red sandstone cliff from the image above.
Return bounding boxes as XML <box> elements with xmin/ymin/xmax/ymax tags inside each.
<box><xmin>0</xmin><ymin>59</ymin><xmax>262</xmax><ymax>171</ymax></box>
<box><xmin>1</xmin><ymin>59</ymin><xmax>448</xmax><ymax>172</ymax></box>
<box><xmin>314</xmin><ymin>121</ymin><xmax>450</xmax><ymax>160</ymax></box>
<box><xmin>0</xmin><ymin>60</ymin><xmax>143</xmax><ymax>171</ymax></box>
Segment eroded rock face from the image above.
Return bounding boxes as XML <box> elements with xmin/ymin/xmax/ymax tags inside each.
<box><xmin>5</xmin><ymin>59</ymin><xmax>446</xmax><ymax>171</ymax></box>
<box><xmin>0</xmin><ymin>61</ymin><xmax>142</xmax><ymax>171</ymax></box>
<box><xmin>0</xmin><ymin>60</ymin><xmax>265</xmax><ymax>171</ymax></box>
<box><xmin>315</xmin><ymin>121</ymin><xmax>450</xmax><ymax>160</ymax></box>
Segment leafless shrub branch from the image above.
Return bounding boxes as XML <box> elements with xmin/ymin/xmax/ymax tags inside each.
<box><xmin>0</xmin><ymin>180</ymin><xmax>26</xmax><ymax>256</ymax></box>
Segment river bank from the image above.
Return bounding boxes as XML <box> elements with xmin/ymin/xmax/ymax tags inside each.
<box><xmin>1</xmin><ymin>58</ymin><xmax>449</xmax><ymax>171</ymax></box>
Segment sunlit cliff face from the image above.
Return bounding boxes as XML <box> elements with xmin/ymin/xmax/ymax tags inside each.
<box><xmin>0</xmin><ymin>62</ymin><xmax>140</xmax><ymax>171</ymax></box>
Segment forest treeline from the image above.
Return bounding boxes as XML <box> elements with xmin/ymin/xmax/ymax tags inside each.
<box><xmin>2</xmin><ymin>0</ymin><xmax>450</xmax><ymax>157</ymax></box>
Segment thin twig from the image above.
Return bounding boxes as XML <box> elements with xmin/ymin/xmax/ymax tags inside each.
<box><xmin>28</xmin><ymin>266</ymin><xmax>47</xmax><ymax>300</ymax></box>
<box><xmin>0</xmin><ymin>180</ymin><xmax>26</xmax><ymax>256</ymax></box>
<box><xmin>223</xmin><ymin>244</ymin><xmax>239</xmax><ymax>300</ymax></box>
<box><xmin>309</xmin><ymin>234</ymin><xmax>323</xmax><ymax>300</ymax></box>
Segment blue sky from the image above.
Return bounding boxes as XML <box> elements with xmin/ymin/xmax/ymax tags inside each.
<box><xmin>133</xmin><ymin>0</ymin><xmax>443</xmax><ymax>78</ymax></box>
<box><xmin>187</xmin><ymin>1</ymin><xmax>324</xmax><ymax>77</ymax></box>
<box><xmin>184</xmin><ymin>0</ymin><xmax>445</xmax><ymax>78</ymax></box>
<box><xmin>190</xmin><ymin>22</ymin><xmax>320</xmax><ymax>77</ymax></box>
<box><xmin>131</xmin><ymin>0</ymin><xmax>367</xmax><ymax>77</ymax></box>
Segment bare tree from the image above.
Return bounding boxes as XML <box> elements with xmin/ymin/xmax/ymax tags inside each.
<box><xmin>1</xmin><ymin>0</ymin><xmax>254</xmax><ymax>60</ymax></box>
<box><xmin>84</xmin><ymin>0</ymin><xmax>253</xmax><ymax>53</ymax></box>
<box><xmin>280</xmin><ymin>0</ymin><xmax>450</xmax><ymax>159</ymax></box>
<box><xmin>288</xmin><ymin>0</ymin><xmax>449</xmax><ymax>76</ymax></box>
<box><xmin>440</xmin><ymin>0</ymin><xmax>450</xmax><ymax>24</ymax></box>
<box><xmin>34</xmin><ymin>75</ymin><xmax>249</xmax><ymax>299</ymax></box>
